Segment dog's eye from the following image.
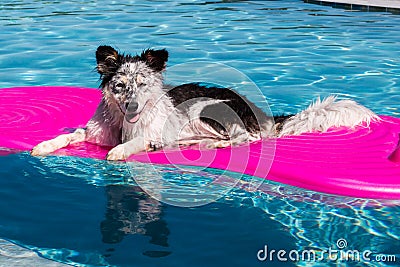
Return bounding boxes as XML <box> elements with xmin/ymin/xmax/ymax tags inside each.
<box><xmin>112</xmin><ymin>82</ymin><xmax>125</xmax><ymax>93</ymax></box>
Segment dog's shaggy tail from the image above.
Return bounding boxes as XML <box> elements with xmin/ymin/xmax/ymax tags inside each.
<box><xmin>279</xmin><ymin>95</ymin><xmax>380</xmax><ymax>137</ymax></box>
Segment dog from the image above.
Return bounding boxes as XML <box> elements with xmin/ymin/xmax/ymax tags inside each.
<box><xmin>31</xmin><ymin>45</ymin><xmax>379</xmax><ymax>160</ymax></box>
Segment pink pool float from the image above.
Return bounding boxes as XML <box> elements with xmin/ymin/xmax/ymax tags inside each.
<box><xmin>1</xmin><ymin>86</ymin><xmax>400</xmax><ymax>199</ymax></box>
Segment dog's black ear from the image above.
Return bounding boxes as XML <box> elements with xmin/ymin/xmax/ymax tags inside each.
<box><xmin>141</xmin><ymin>49</ymin><xmax>168</xmax><ymax>71</ymax></box>
<box><xmin>96</xmin><ymin>45</ymin><xmax>120</xmax><ymax>75</ymax></box>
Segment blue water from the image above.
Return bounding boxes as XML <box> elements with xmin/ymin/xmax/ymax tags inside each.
<box><xmin>1</xmin><ymin>0</ymin><xmax>400</xmax><ymax>266</ymax></box>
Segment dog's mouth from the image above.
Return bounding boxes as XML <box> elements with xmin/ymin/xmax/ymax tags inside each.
<box><xmin>125</xmin><ymin>110</ymin><xmax>141</xmax><ymax>123</ymax></box>
<box><xmin>119</xmin><ymin>101</ymin><xmax>149</xmax><ymax>124</ymax></box>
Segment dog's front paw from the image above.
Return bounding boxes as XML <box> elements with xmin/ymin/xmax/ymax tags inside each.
<box><xmin>31</xmin><ymin>141</ymin><xmax>57</xmax><ymax>156</ymax></box>
<box><xmin>107</xmin><ymin>144</ymin><xmax>128</xmax><ymax>161</ymax></box>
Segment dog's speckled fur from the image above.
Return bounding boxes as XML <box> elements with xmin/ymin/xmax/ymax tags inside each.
<box><xmin>31</xmin><ymin>45</ymin><xmax>379</xmax><ymax>160</ymax></box>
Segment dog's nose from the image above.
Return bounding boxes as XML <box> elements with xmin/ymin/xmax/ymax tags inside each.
<box><xmin>126</xmin><ymin>101</ymin><xmax>139</xmax><ymax>113</ymax></box>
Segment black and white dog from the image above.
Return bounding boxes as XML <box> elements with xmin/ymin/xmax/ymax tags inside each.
<box><xmin>31</xmin><ymin>46</ymin><xmax>378</xmax><ymax>160</ymax></box>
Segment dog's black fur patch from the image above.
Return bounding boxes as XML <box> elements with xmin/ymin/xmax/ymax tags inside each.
<box><xmin>273</xmin><ymin>114</ymin><xmax>294</xmax><ymax>132</ymax></box>
<box><xmin>167</xmin><ymin>83</ymin><xmax>276</xmax><ymax>135</ymax></box>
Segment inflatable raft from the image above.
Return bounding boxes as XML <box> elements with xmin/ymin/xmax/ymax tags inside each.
<box><xmin>1</xmin><ymin>86</ymin><xmax>400</xmax><ymax>199</ymax></box>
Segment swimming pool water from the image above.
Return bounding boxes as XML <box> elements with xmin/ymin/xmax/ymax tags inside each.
<box><xmin>1</xmin><ymin>0</ymin><xmax>400</xmax><ymax>266</ymax></box>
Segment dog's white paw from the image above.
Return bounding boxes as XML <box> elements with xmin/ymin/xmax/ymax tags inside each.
<box><xmin>31</xmin><ymin>141</ymin><xmax>57</xmax><ymax>156</ymax></box>
<box><xmin>107</xmin><ymin>144</ymin><xmax>128</xmax><ymax>161</ymax></box>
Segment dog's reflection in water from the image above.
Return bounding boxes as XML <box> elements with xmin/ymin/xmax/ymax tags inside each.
<box><xmin>100</xmin><ymin>184</ymin><xmax>171</xmax><ymax>257</ymax></box>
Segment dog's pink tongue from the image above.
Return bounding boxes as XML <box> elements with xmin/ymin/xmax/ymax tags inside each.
<box><xmin>129</xmin><ymin>113</ymin><xmax>140</xmax><ymax>123</ymax></box>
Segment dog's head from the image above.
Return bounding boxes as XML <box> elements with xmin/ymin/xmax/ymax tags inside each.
<box><xmin>96</xmin><ymin>45</ymin><xmax>168</xmax><ymax>123</ymax></box>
